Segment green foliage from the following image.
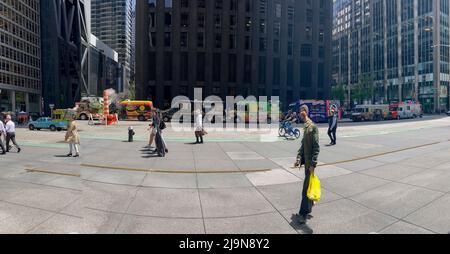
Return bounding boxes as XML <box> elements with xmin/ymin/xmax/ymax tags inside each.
<box><xmin>352</xmin><ymin>74</ymin><xmax>374</xmax><ymax>104</ymax></box>
<box><xmin>331</xmin><ymin>84</ymin><xmax>346</xmax><ymax>103</ymax></box>
<box><xmin>127</xmin><ymin>80</ymin><xmax>136</xmax><ymax>100</ymax></box>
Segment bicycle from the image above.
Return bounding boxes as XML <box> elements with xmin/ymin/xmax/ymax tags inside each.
<box><xmin>278</xmin><ymin>121</ymin><xmax>301</xmax><ymax>139</ymax></box>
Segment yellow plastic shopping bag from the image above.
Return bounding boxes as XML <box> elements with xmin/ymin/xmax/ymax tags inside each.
<box><xmin>307</xmin><ymin>173</ymin><xmax>321</xmax><ymax>202</ymax></box>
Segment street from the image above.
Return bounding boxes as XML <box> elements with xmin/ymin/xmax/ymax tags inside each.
<box><xmin>0</xmin><ymin>116</ymin><xmax>449</xmax><ymax>234</ymax></box>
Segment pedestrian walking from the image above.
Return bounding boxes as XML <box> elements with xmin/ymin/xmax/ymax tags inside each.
<box><xmin>0</xmin><ymin>118</ymin><xmax>6</xmax><ymax>154</ymax></box>
<box><xmin>153</xmin><ymin>110</ymin><xmax>168</xmax><ymax>156</ymax></box>
<box><xmin>327</xmin><ymin>106</ymin><xmax>338</xmax><ymax>145</ymax></box>
<box><xmin>148</xmin><ymin>108</ymin><xmax>158</xmax><ymax>148</ymax></box>
<box><xmin>157</xmin><ymin>110</ymin><xmax>168</xmax><ymax>153</ymax></box>
<box><xmin>294</xmin><ymin>105</ymin><xmax>320</xmax><ymax>224</ymax></box>
<box><xmin>5</xmin><ymin>115</ymin><xmax>21</xmax><ymax>153</ymax></box>
<box><xmin>194</xmin><ymin>109</ymin><xmax>204</xmax><ymax>144</ymax></box>
<box><xmin>65</xmin><ymin>116</ymin><xmax>80</xmax><ymax>157</ymax></box>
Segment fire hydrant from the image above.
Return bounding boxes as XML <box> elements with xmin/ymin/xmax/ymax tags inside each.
<box><xmin>128</xmin><ymin>126</ymin><xmax>135</xmax><ymax>142</ymax></box>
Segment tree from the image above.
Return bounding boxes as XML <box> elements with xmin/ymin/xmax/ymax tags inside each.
<box><xmin>353</xmin><ymin>74</ymin><xmax>374</xmax><ymax>104</ymax></box>
<box><xmin>331</xmin><ymin>84</ymin><xmax>346</xmax><ymax>103</ymax></box>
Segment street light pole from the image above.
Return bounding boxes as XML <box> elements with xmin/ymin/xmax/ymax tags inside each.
<box><xmin>431</xmin><ymin>44</ymin><xmax>450</xmax><ymax>113</ymax></box>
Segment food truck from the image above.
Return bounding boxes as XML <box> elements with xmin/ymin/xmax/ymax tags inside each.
<box><xmin>388</xmin><ymin>102</ymin><xmax>423</xmax><ymax>120</ymax></box>
<box><xmin>119</xmin><ymin>100</ymin><xmax>154</xmax><ymax>121</ymax></box>
<box><xmin>288</xmin><ymin>100</ymin><xmax>342</xmax><ymax>123</ymax></box>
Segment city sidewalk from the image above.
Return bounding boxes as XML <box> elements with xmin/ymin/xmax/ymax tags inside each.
<box><xmin>0</xmin><ymin>117</ymin><xmax>449</xmax><ymax>233</ymax></box>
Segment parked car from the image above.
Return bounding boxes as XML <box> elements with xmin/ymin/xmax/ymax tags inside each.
<box><xmin>447</xmin><ymin>110</ymin><xmax>450</xmax><ymax>116</ymax></box>
<box><xmin>28</xmin><ymin>117</ymin><xmax>67</xmax><ymax>131</ymax></box>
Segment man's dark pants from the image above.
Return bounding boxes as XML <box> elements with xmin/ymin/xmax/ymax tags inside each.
<box><xmin>327</xmin><ymin>127</ymin><xmax>337</xmax><ymax>144</ymax></box>
<box><xmin>299</xmin><ymin>168</ymin><xmax>313</xmax><ymax>217</ymax></box>
<box><xmin>6</xmin><ymin>133</ymin><xmax>20</xmax><ymax>151</ymax></box>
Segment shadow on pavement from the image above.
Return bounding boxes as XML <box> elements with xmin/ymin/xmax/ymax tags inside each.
<box><xmin>185</xmin><ymin>142</ymin><xmax>200</xmax><ymax>145</ymax></box>
<box><xmin>289</xmin><ymin>214</ymin><xmax>314</xmax><ymax>234</ymax></box>
<box><xmin>54</xmin><ymin>155</ymin><xmax>69</xmax><ymax>158</ymax></box>
<box><xmin>142</xmin><ymin>154</ymin><xmax>160</xmax><ymax>159</ymax></box>
<box><xmin>141</xmin><ymin>146</ymin><xmax>160</xmax><ymax>158</ymax></box>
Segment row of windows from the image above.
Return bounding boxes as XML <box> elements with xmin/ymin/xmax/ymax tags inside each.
<box><xmin>0</xmin><ymin>2</ymin><xmax>39</xmax><ymax>35</ymax></box>
<box><xmin>0</xmin><ymin>58</ymin><xmax>40</xmax><ymax>80</ymax></box>
<box><xmin>0</xmin><ymin>40</ymin><xmax>40</xmax><ymax>69</ymax></box>
<box><xmin>150</xmin><ymin>11</ymin><xmax>325</xmax><ymax>33</ymax></box>
<box><xmin>0</xmin><ymin>71</ymin><xmax>40</xmax><ymax>91</ymax></box>
<box><xmin>0</xmin><ymin>29</ymin><xmax>40</xmax><ymax>58</ymax></box>
<box><xmin>0</xmin><ymin>0</ymin><xmax>39</xmax><ymax>23</ymax></box>
<box><xmin>146</xmin><ymin>52</ymin><xmax>324</xmax><ymax>88</ymax></box>
<box><xmin>149</xmin><ymin>32</ymin><xmax>324</xmax><ymax>58</ymax></box>
<box><xmin>150</xmin><ymin>0</ymin><xmax>247</xmax><ymax>12</ymax></box>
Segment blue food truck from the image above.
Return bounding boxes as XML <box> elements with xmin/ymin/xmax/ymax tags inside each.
<box><xmin>287</xmin><ymin>100</ymin><xmax>341</xmax><ymax>123</ymax></box>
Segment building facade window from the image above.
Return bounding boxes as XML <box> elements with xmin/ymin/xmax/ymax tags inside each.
<box><xmin>213</xmin><ymin>53</ymin><xmax>221</xmax><ymax>81</ymax></box>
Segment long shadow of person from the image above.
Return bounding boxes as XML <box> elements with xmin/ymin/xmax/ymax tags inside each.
<box><xmin>289</xmin><ymin>214</ymin><xmax>314</xmax><ymax>234</ymax></box>
<box><xmin>140</xmin><ymin>146</ymin><xmax>157</xmax><ymax>157</ymax></box>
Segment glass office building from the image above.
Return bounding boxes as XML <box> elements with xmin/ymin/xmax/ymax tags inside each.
<box><xmin>333</xmin><ymin>0</ymin><xmax>450</xmax><ymax>113</ymax></box>
<box><xmin>89</xmin><ymin>35</ymin><xmax>125</xmax><ymax>97</ymax></box>
<box><xmin>0</xmin><ymin>0</ymin><xmax>42</xmax><ymax>114</ymax></box>
<box><xmin>92</xmin><ymin>0</ymin><xmax>133</xmax><ymax>90</ymax></box>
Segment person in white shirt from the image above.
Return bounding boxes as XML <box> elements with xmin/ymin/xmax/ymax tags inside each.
<box><xmin>194</xmin><ymin>109</ymin><xmax>204</xmax><ymax>144</ymax></box>
<box><xmin>5</xmin><ymin>115</ymin><xmax>21</xmax><ymax>153</ymax></box>
<box><xmin>0</xmin><ymin>119</ymin><xmax>6</xmax><ymax>154</ymax></box>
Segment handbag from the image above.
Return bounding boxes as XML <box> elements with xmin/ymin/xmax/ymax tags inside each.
<box><xmin>201</xmin><ymin>128</ymin><xmax>208</xmax><ymax>135</ymax></box>
<box><xmin>159</xmin><ymin>120</ymin><xmax>166</xmax><ymax>130</ymax></box>
<box><xmin>307</xmin><ymin>173</ymin><xmax>321</xmax><ymax>202</ymax></box>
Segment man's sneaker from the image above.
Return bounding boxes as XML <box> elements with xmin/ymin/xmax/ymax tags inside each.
<box><xmin>306</xmin><ymin>214</ymin><xmax>314</xmax><ymax>220</ymax></box>
<box><xmin>297</xmin><ymin>215</ymin><xmax>307</xmax><ymax>224</ymax></box>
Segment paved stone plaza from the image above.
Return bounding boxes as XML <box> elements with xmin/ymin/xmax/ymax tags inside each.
<box><xmin>0</xmin><ymin>116</ymin><xmax>449</xmax><ymax>234</ymax></box>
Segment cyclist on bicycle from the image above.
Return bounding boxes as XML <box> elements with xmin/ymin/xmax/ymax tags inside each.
<box><xmin>284</xmin><ymin>110</ymin><xmax>298</xmax><ymax>134</ymax></box>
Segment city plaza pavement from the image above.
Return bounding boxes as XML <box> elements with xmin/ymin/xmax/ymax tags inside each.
<box><xmin>0</xmin><ymin>115</ymin><xmax>450</xmax><ymax>234</ymax></box>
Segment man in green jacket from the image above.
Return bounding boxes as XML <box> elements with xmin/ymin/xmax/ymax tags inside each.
<box><xmin>294</xmin><ymin>105</ymin><xmax>320</xmax><ymax>224</ymax></box>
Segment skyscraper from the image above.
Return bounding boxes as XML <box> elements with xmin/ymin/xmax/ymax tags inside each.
<box><xmin>333</xmin><ymin>0</ymin><xmax>450</xmax><ymax>113</ymax></box>
<box><xmin>92</xmin><ymin>0</ymin><xmax>133</xmax><ymax>90</ymax></box>
<box><xmin>131</xmin><ymin>10</ymin><xmax>136</xmax><ymax>82</ymax></box>
<box><xmin>0</xmin><ymin>0</ymin><xmax>42</xmax><ymax>115</ymax></box>
<box><xmin>40</xmin><ymin>0</ymin><xmax>91</xmax><ymax>114</ymax></box>
<box><xmin>40</xmin><ymin>0</ymin><xmax>124</xmax><ymax>115</ymax></box>
<box><xmin>136</xmin><ymin>0</ymin><xmax>332</xmax><ymax>109</ymax></box>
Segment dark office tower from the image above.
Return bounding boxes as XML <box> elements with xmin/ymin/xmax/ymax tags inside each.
<box><xmin>333</xmin><ymin>0</ymin><xmax>450</xmax><ymax>113</ymax></box>
<box><xmin>0</xmin><ymin>0</ymin><xmax>42</xmax><ymax>115</ymax></box>
<box><xmin>136</xmin><ymin>0</ymin><xmax>333</xmax><ymax>109</ymax></box>
<box><xmin>40</xmin><ymin>0</ymin><xmax>91</xmax><ymax>115</ymax></box>
<box><xmin>92</xmin><ymin>0</ymin><xmax>133</xmax><ymax>90</ymax></box>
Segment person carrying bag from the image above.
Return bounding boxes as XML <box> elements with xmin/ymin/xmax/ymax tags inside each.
<box><xmin>194</xmin><ymin>109</ymin><xmax>205</xmax><ymax>144</ymax></box>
